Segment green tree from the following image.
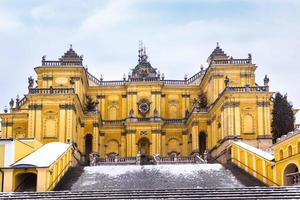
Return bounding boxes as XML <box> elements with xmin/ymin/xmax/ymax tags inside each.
<box><xmin>271</xmin><ymin>92</ymin><xmax>295</xmax><ymax>143</ymax></box>
<box><xmin>199</xmin><ymin>92</ymin><xmax>208</xmax><ymax>109</ymax></box>
<box><xmin>85</xmin><ymin>96</ymin><xmax>97</xmax><ymax>111</ymax></box>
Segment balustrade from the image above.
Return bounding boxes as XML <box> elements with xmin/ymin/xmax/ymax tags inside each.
<box><xmin>42</xmin><ymin>60</ymin><xmax>82</xmax><ymax>66</ymax></box>
<box><xmin>29</xmin><ymin>88</ymin><xmax>75</xmax><ymax>95</ymax></box>
<box><xmin>211</xmin><ymin>58</ymin><xmax>251</xmax><ymax>65</ymax></box>
<box><xmin>226</xmin><ymin>86</ymin><xmax>268</xmax><ymax>92</ymax></box>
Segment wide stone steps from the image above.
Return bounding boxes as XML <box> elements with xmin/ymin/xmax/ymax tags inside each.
<box><xmin>1</xmin><ymin>187</ymin><xmax>300</xmax><ymax>199</ymax></box>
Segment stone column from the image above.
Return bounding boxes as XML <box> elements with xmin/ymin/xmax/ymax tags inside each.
<box><xmin>92</xmin><ymin>122</ymin><xmax>99</xmax><ymax>153</ymax></box>
<box><xmin>35</xmin><ymin>105</ymin><xmax>43</xmax><ymax>142</ymax></box>
<box><xmin>182</xmin><ymin>130</ymin><xmax>188</xmax><ymax>156</ymax></box>
<box><xmin>59</xmin><ymin>106</ymin><xmax>66</xmax><ymax>143</ymax></box>
<box><xmin>99</xmin><ymin>131</ymin><xmax>105</xmax><ymax>157</ymax></box>
<box><xmin>191</xmin><ymin>120</ymin><xmax>199</xmax><ymax>153</ymax></box>
<box><xmin>126</xmin><ymin>129</ymin><xmax>136</xmax><ymax>157</ymax></box>
<box><xmin>121</xmin><ymin>131</ymin><xmax>126</xmax><ymax>157</ymax></box>
<box><xmin>161</xmin><ymin>131</ymin><xmax>166</xmax><ymax>156</ymax></box>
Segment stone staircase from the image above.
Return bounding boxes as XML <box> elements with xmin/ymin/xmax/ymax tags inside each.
<box><xmin>1</xmin><ymin>187</ymin><xmax>300</xmax><ymax>199</ymax></box>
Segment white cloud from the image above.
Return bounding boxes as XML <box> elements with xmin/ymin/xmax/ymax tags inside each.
<box><xmin>0</xmin><ymin>9</ymin><xmax>21</xmax><ymax>32</ymax></box>
<box><xmin>30</xmin><ymin>5</ymin><xmax>56</xmax><ymax>20</ymax></box>
<box><xmin>81</xmin><ymin>0</ymin><xmax>137</xmax><ymax>33</ymax></box>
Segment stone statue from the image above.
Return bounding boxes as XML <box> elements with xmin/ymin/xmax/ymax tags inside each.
<box><xmin>9</xmin><ymin>98</ymin><xmax>14</xmax><ymax>109</ymax></box>
<box><xmin>224</xmin><ymin>76</ymin><xmax>230</xmax><ymax>87</ymax></box>
<box><xmin>264</xmin><ymin>75</ymin><xmax>269</xmax><ymax>86</ymax></box>
<box><xmin>28</xmin><ymin>76</ymin><xmax>34</xmax><ymax>90</ymax></box>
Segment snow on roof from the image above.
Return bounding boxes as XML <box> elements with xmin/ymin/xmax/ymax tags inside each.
<box><xmin>11</xmin><ymin>142</ymin><xmax>72</xmax><ymax>168</ymax></box>
<box><xmin>233</xmin><ymin>141</ymin><xmax>274</xmax><ymax>161</ymax></box>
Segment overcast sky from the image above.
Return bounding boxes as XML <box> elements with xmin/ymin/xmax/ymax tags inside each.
<box><xmin>0</xmin><ymin>0</ymin><xmax>299</xmax><ymax>123</ymax></box>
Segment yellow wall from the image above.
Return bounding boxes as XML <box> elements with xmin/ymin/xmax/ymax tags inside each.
<box><xmin>231</xmin><ymin>131</ymin><xmax>300</xmax><ymax>186</ymax></box>
<box><xmin>2</xmin><ymin>145</ymin><xmax>73</xmax><ymax>192</ymax></box>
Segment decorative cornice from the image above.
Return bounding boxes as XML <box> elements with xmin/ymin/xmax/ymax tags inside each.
<box><xmin>151</xmin><ymin>91</ymin><xmax>162</xmax><ymax>95</ymax></box>
<box><xmin>211</xmin><ymin>115</ymin><xmax>216</xmax><ymax>121</ymax></box>
<box><xmin>192</xmin><ymin>120</ymin><xmax>199</xmax><ymax>126</ymax></box>
<box><xmin>212</xmin><ymin>74</ymin><xmax>224</xmax><ymax>78</ymax></box>
<box><xmin>121</xmin><ymin>131</ymin><xmax>126</xmax><ymax>136</ymax></box>
<box><xmin>240</xmin><ymin>73</ymin><xmax>254</xmax><ymax>78</ymax></box>
<box><xmin>93</xmin><ymin>122</ymin><xmax>99</xmax><ymax>128</ymax></box>
<box><xmin>59</xmin><ymin>104</ymin><xmax>76</xmax><ymax>113</ymax></box>
<box><xmin>1</xmin><ymin>122</ymin><xmax>13</xmax><ymax>127</ymax></box>
<box><xmin>182</xmin><ymin>130</ymin><xmax>188</xmax><ymax>135</ymax></box>
<box><xmin>221</xmin><ymin>101</ymin><xmax>240</xmax><ymax>111</ymax></box>
<box><xmin>126</xmin><ymin>129</ymin><xmax>136</xmax><ymax>134</ymax></box>
<box><xmin>99</xmin><ymin>131</ymin><xmax>105</xmax><ymax>136</ymax></box>
<box><xmin>207</xmin><ymin>120</ymin><xmax>212</xmax><ymax>125</ymax></box>
<box><xmin>42</xmin><ymin>76</ymin><xmax>53</xmax><ymax>81</ymax></box>
<box><xmin>97</xmin><ymin>95</ymin><xmax>105</xmax><ymax>99</ymax></box>
<box><xmin>161</xmin><ymin>94</ymin><xmax>166</xmax><ymax>98</ymax></box>
<box><xmin>70</xmin><ymin>76</ymin><xmax>81</xmax><ymax>81</ymax></box>
<box><xmin>121</xmin><ymin>94</ymin><xmax>127</xmax><ymax>98</ymax></box>
<box><xmin>257</xmin><ymin>101</ymin><xmax>270</xmax><ymax>107</ymax></box>
<box><xmin>151</xmin><ymin>129</ymin><xmax>161</xmax><ymax>134</ymax></box>
<box><xmin>161</xmin><ymin>131</ymin><xmax>166</xmax><ymax>136</ymax></box>
<box><xmin>127</xmin><ymin>91</ymin><xmax>137</xmax><ymax>95</ymax></box>
<box><xmin>80</xmin><ymin>123</ymin><xmax>85</xmax><ymax>128</ymax></box>
<box><xmin>181</xmin><ymin>94</ymin><xmax>190</xmax><ymax>98</ymax></box>
<box><xmin>28</xmin><ymin>104</ymin><xmax>43</xmax><ymax>110</ymax></box>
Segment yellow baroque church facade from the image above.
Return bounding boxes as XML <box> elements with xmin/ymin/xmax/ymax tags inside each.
<box><xmin>0</xmin><ymin>44</ymin><xmax>274</xmax><ymax>160</ymax></box>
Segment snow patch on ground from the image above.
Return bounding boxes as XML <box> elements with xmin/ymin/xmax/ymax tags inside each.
<box><xmin>71</xmin><ymin>164</ymin><xmax>244</xmax><ymax>190</ymax></box>
<box><xmin>85</xmin><ymin>164</ymin><xmax>223</xmax><ymax>176</ymax></box>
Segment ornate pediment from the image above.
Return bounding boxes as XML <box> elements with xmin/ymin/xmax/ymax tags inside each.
<box><xmin>130</xmin><ymin>42</ymin><xmax>159</xmax><ymax>80</ymax></box>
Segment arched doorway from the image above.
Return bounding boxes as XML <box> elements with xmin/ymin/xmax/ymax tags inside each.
<box><xmin>138</xmin><ymin>137</ymin><xmax>150</xmax><ymax>165</ymax></box>
<box><xmin>14</xmin><ymin>173</ymin><xmax>37</xmax><ymax>192</ymax></box>
<box><xmin>85</xmin><ymin>134</ymin><xmax>93</xmax><ymax>160</ymax></box>
<box><xmin>284</xmin><ymin>163</ymin><xmax>299</xmax><ymax>185</ymax></box>
<box><xmin>198</xmin><ymin>131</ymin><xmax>207</xmax><ymax>156</ymax></box>
<box><xmin>138</xmin><ymin>137</ymin><xmax>150</xmax><ymax>156</ymax></box>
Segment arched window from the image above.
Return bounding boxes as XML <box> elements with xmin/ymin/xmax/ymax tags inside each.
<box><xmin>288</xmin><ymin>145</ymin><xmax>293</xmax><ymax>157</ymax></box>
<box><xmin>279</xmin><ymin>149</ymin><xmax>283</xmax><ymax>160</ymax></box>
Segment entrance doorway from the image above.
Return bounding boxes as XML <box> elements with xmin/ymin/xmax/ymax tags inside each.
<box><xmin>85</xmin><ymin>134</ymin><xmax>93</xmax><ymax>161</ymax></box>
<box><xmin>199</xmin><ymin>132</ymin><xmax>207</xmax><ymax>156</ymax></box>
<box><xmin>138</xmin><ymin>137</ymin><xmax>150</xmax><ymax>165</ymax></box>
<box><xmin>284</xmin><ymin>163</ymin><xmax>299</xmax><ymax>185</ymax></box>
<box><xmin>15</xmin><ymin>173</ymin><xmax>37</xmax><ymax>192</ymax></box>
<box><xmin>138</xmin><ymin>137</ymin><xmax>150</xmax><ymax>156</ymax></box>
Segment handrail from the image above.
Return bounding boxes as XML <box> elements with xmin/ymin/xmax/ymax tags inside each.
<box><xmin>231</xmin><ymin>157</ymin><xmax>279</xmax><ymax>186</ymax></box>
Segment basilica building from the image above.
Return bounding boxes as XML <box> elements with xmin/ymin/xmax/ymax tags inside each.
<box><xmin>0</xmin><ymin>44</ymin><xmax>273</xmax><ymax>160</ymax></box>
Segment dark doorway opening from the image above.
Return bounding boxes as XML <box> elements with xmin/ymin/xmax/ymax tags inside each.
<box><xmin>199</xmin><ymin>131</ymin><xmax>207</xmax><ymax>156</ymax></box>
<box><xmin>85</xmin><ymin>133</ymin><xmax>93</xmax><ymax>162</ymax></box>
<box><xmin>138</xmin><ymin>137</ymin><xmax>151</xmax><ymax>165</ymax></box>
<box><xmin>15</xmin><ymin>173</ymin><xmax>37</xmax><ymax>192</ymax></box>
<box><xmin>284</xmin><ymin>163</ymin><xmax>299</xmax><ymax>185</ymax></box>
